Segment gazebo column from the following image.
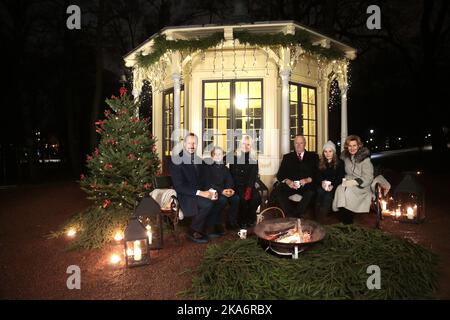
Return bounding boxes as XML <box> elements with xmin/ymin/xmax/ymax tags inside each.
<box><xmin>171</xmin><ymin>50</ymin><xmax>182</xmax><ymax>142</ymax></box>
<box><xmin>280</xmin><ymin>69</ymin><xmax>291</xmax><ymax>155</ymax></box>
<box><xmin>339</xmin><ymin>82</ymin><xmax>348</xmax><ymax>150</ymax></box>
<box><xmin>173</xmin><ymin>72</ymin><xmax>181</xmax><ymax>141</ymax></box>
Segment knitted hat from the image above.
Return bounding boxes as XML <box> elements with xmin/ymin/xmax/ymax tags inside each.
<box><xmin>322</xmin><ymin>140</ymin><xmax>336</xmax><ymax>153</ymax></box>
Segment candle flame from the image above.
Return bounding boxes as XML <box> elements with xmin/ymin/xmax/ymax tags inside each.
<box><xmin>114</xmin><ymin>231</ymin><xmax>123</xmax><ymax>241</ymax></box>
<box><xmin>67</xmin><ymin>228</ymin><xmax>76</xmax><ymax>237</ymax></box>
<box><xmin>110</xmin><ymin>254</ymin><xmax>121</xmax><ymax>264</ymax></box>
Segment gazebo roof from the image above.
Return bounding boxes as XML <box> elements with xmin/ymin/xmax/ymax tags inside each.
<box><xmin>124</xmin><ymin>21</ymin><xmax>357</xmax><ymax>67</ymax></box>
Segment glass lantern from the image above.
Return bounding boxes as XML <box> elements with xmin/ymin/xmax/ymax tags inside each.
<box><xmin>134</xmin><ymin>196</ymin><xmax>164</xmax><ymax>250</ymax></box>
<box><xmin>124</xmin><ymin>216</ymin><xmax>150</xmax><ymax>267</ymax></box>
<box><xmin>393</xmin><ymin>173</ymin><xmax>425</xmax><ymax>224</ymax></box>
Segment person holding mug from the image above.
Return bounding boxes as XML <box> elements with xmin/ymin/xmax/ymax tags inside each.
<box><xmin>332</xmin><ymin>135</ymin><xmax>374</xmax><ymax>224</ymax></box>
<box><xmin>203</xmin><ymin>146</ymin><xmax>240</xmax><ymax>236</ymax></box>
<box><xmin>228</xmin><ymin>135</ymin><xmax>261</xmax><ymax>228</ymax></box>
<box><xmin>314</xmin><ymin>141</ymin><xmax>345</xmax><ymax>223</ymax></box>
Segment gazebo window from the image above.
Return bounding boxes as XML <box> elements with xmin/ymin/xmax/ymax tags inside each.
<box><xmin>289</xmin><ymin>83</ymin><xmax>317</xmax><ymax>152</ymax></box>
<box><xmin>162</xmin><ymin>87</ymin><xmax>184</xmax><ymax>157</ymax></box>
<box><xmin>203</xmin><ymin>80</ymin><xmax>263</xmax><ymax>153</ymax></box>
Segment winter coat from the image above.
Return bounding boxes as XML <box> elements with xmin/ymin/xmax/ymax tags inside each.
<box><xmin>332</xmin><ymin>147</ymin><xmax>374</xmax><ymax>213</ymax></box>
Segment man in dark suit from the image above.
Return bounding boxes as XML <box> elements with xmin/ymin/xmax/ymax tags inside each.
<box><xmin>169</xmin><ymin>133</ymin><xmax>216</xmax><ymax>243</ymax></box>
<box><xmin>276</xmin><ymin>134</ymin><xmax>319</xmax><ymax>217</ymax></box>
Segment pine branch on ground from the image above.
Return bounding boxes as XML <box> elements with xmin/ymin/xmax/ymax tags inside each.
<box><xmin>184</xmin><ymin>224</ymin><xmax>439</xmax><ymax>300</ymax></box>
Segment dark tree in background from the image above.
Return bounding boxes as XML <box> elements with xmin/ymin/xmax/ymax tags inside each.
<box><xmin>1</xmin><ymin>0</ymin><xmax>449</xmax><ymax>185</ymax></box>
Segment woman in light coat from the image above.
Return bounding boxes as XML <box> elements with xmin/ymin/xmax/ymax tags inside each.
<box><xmin>332</xmin><ymin>135</ymin><xmax>374</xmax><ymax>224</ymax></box>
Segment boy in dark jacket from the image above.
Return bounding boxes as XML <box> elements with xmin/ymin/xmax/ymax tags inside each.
<box><xmin>203</xmin><ymin>146</ymin><xmax>240</xmax><ymax>235</ymax></box>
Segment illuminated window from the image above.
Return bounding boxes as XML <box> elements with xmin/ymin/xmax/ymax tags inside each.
<box><xmin>163</xmin><ymin>87</ymin><xmax>184</xmax><ymax>157</ymax></box>
<box><xmin>289</xmin><ymin>83</ymin><xmax>317</xmax><ymax>152</ymax></box>
<box><xmin>203</xmin><ymin>80</ymin><xmax>263</xmax><ymax>153</ymax></box>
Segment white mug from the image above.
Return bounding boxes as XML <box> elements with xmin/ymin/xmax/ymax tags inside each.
<box><xmin>237</xmin><ymin>229</ymin><xmax>247</xmax><ymax>239</ymax></box>
<box><xmin>209</xmin><ymin>188</ymin><xmax>218</xmax><ymax>200</ymax></box>
<box><xmin>323</xmin><ymin>180</ymin><xmax>332</xmax><ymax>191</ymax></box>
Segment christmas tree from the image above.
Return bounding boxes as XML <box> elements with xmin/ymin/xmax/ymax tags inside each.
<box><xmin>80</xmin><ymin>87</ymin><xmax>159</xmax><ymax>209</ymax></box>
<box><xmin>51</xmin><ymin>87</ymin><xmax>160</xmax><ymax>249</ymax></box>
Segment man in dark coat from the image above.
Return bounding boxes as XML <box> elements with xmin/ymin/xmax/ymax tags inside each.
<box><xmin>169</xmin><ymin>133</ymin><xmax>216</xmax><ymax>243</ymax></box>
<box><xmin>276</xmin><ymin>134</ymin><xmax>319</xmax><ymax>217</ymax></box>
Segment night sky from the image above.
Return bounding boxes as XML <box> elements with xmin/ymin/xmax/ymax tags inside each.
<box><xmin>1</xmin><ymin>0</ymin><xmax>449</xmax><ymax>183</ymax></box>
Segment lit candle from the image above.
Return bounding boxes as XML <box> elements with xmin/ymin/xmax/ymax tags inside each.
<box><xmin>133</xmin><ymin>240</ymin><xmax>142</xmax><ymax>261</ymax></box>
<box><xmin>126</xmin><ymin>248</ymin><xmax>133</xmax><ymax>256</ymax></box>
<box><xmin>146</xmin><ymin>225</ymin><xmax>152</xmax><ymax>244</ymax></box>
<box><xmin>67</xmin><ymin>228</ymin><xmax>76</xmax><ymax>237</ymax></box>
<box><xmin>407</xmin><ymin>206</ymin><xmax>414</xmax><ymax>220</ymax></box>
<box><xmin>114</xmin><ymin>231</ymin><xmax>123</xmax><ymax>242</ymax></box>
<box><xmin>395</xmin><ymin>208</ymin><xmax>401</xmax><ymax>218</ymax></box>
<box><xmin>381</xmin><ymin>200</ymin><xmax>387</xmax><ymax>213</ymax></box>
<box><xmin>110</xmin><ymin>254</ymin><xmax>121</xmax><ymax>264</ymax></box>
<box><xmin>134</xmin><ymin>247</ymin><xmax>142</xmax><ymax>261</ymax></box>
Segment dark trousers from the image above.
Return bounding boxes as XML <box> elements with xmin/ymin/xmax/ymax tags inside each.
<box><xmin>190</xmin><ymin>196</ymin><xmax>214</xmax><ymax>234</ymax></box>
<box><xmin>206</xmin><ymin>194</ymin><xmax>240</xmax><ymax>227</ymax></box>
<box><xmin>314</xmin><ymin>187</ymin><xmax>334</xmax><ymax>223</ymax></box>
<box><xmin>277</xmin><ymin>184</ymin><xmax>315</xmax><ymax>217</ymax></box>
<box><xmin>338</xmin><ymin>207</ymin><xmax>354</xmax><ymax>224</ymax></box>
<box><xmin>237</xmin><ymin>188</ymin><xmax>261</xmax><ymax>225</ymax></box>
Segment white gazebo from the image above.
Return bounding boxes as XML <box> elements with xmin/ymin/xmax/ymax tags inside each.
<box><xmin>124</xmin><ymin>21</ymin><xmax>356</xmax><ymax>188</ymax></box>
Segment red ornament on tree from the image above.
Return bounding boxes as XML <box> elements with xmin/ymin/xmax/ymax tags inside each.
<box><xmin>80</xmin><ymin>174</ymin><xmax>86</xmax><ymax>180</ymax></box>
<box><xmin>128</xmin><ymin>153</ymin><xmax>136</xmax><ymax>160</ymax></box>
<box><xmin>104</xmin><ymin>109</ymin><xmax>111</xmax><ymax>116</ymax></box>
<box><xmin>104</xmin><ymin>163</ymin><xmax>113</xmax><ymax>170</ymax></box>
<box><xmin>144</xmin><ymin>183</ymin><xmax>151</xmax><ymax>190</ymax></box>
<box><xmin>111</xmin><ymin>95</ymin><xmax>118</xmax><ymax>100</ymax></box>
<box><xmin>132</xmin><ymin>140</ymin><xmax>140</xmax><ymax>145</ymax></box>
<box><xmin>119</xmin><ymin>87</ymin><xmax>127</xmax><ymax>97</ymax></box>
<box><xmin>102</xmin><ymin>199</ymin><xmax>111</xmax><ymax>208</ymax></box>
<box><xmin>152</xmin><ymin>144</ymin><xmax>157</xmax><ymax>152</ymax></box>
<box><xmin>94</xmin><ymin>148</ymin><xmax>100</xmax><ymax>156</ymax></box>
<box><xmin>86</xmin><ymin>155</ymin><xmax>93</xmax><ymax>161</ymax></box>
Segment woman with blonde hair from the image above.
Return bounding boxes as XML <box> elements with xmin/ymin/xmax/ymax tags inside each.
<box><xmin>314</xmin><ymin>141</ymin><xmax>345</xmax><ymax>222</ymax></box>
<box><xmin>228</xmin><ymin>135</ymin><xmax>261</xmax><ymax>228</ymax></box>
<box><xmin>332</xmin><ymin>135</ymin><xmax>374</xmax><ymax>224</ymax></box>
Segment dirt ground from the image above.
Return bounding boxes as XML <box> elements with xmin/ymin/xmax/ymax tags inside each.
<box><xmin>1</xmin><ymin>173</ymin><xmax>449</xmax><ymax>300</ymax></box>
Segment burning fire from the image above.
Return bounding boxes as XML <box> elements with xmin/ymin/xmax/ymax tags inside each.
<box><xmin>275</xmin><ymin>219</ymin><xmax>312</xmax><ymax>244</ymax></box>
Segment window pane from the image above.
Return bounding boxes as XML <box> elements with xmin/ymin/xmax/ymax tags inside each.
<box><xmin>301</xmin><ymin>87</ymin><xmax>308</xmax><ymax>103</ymax></box>
<box><xmin>290</xmin><ymin>103</ymin><xmax>297</xmax><ymax>116</ymax></box>
<box><xmin>236</xmin><ymin>81</ymin><xmax>248</xmax><ymax>96</ymax></box>
<box><xmin>303</xmin><ymin>119</ymin><xmax>309</xmax><ymax>135</ymax></box>
<box><xmin>308</xmin><ymin>88</ymin><xmax>315</xmax><ymax>104</ymax></box>
<box><xmin>205</xmin><ymin>82</ymin><xmax>217</xmax><ymax>99</ymax></box>
<box><xmin>309</xmin><ymin>104</ymin><xmax>315</xmax><ymax>120</ymax></box>
<box><xmin>249</xmin><ymin>81</ymin><xmax>261</xmax><ymax>98</ymax></box>
<box><xmin>217</xmin><ymin>118</ymin><xmax>227</xmax><ymax>134</ymax></box>
<box><xmin>290</xmin><ymin>85</ymin><xmax>297</xmax><ymax>102</ymax></box>
<box><xmin>218</xmin><ymin>82</ymin><xmax>230</xmax><ymax>99</ymax></box>
<box><xmin>218</xmin><ymin>100</ymin><xmax>229</xmax><ymax>117</ymax></box>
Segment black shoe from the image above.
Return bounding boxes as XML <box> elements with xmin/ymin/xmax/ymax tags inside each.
<box><xmin>188</xmin><ymin>231</ymin><xmax>209</xmax><ymax>244</ymax></box>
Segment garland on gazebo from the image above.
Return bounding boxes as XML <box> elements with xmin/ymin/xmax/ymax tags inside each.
<box><xmin>135</xmin><ymin>29</ymin><xmax>345</xmax><ymax>70</ymax></box>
